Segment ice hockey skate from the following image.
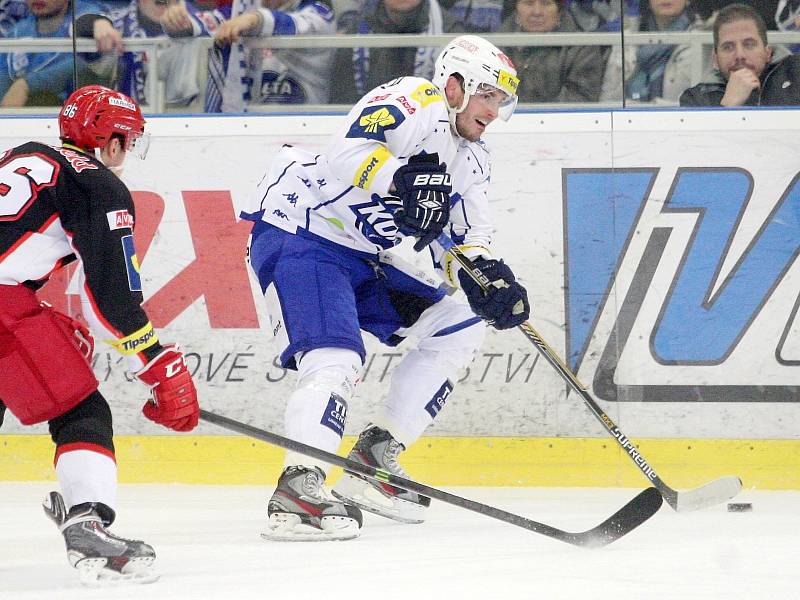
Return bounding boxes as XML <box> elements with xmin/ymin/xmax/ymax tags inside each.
<box><xmin>42</xmin><ymin>491</ymin><xmax>158</xmax><ymax>586</ymax></box>
<box><xmin>332</xmin><ymin>425</ymin><xmax>431</xmax><ymax>524</ymax></box>
<box><xmin>262</xmin><ymin>466</ymin><xmax>363</xmax><ymax>541</ymax></box>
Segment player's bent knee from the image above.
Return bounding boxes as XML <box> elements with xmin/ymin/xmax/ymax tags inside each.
<box><xmin>48</xmin><ymin>391</ymin><xmax>114</xmax><ymax>453</ymax></box>
<box><xmin>296</xmin><ymin>347</ymin><xmax>363</xmax><ymax>402</ymax></box>
<box><xmin>419</xmin><ymin>317</ymin><xmax>485</xmax><ymax>370</ymax></box>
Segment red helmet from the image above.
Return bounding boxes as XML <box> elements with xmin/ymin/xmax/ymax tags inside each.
<box><xmin>59</xmin><ymin>85</ymin><xmax>146</xmax><ymax>152</ymax></box>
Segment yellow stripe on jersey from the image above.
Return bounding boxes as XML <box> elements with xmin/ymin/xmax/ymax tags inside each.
<box><xmin>410</xmin><ymin>82</ymin><xmax>444</xmax><ymax>108</ymax></box>
<box><xmin>353</xmin><ymin>146</ymin><xmax>391</xmax><ymax>190</ymax></box>
<box><xmin>443</xmin><ymin>244</ymin><xmax>491</xmax><ymax>287</ymax></box>
<box><xmin>108</xmin><ymin>322</ymin><xmax>159</xmax><ymax>355</ymax></box>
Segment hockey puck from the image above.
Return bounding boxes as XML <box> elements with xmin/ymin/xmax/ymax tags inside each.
<box><xmin>727</xmin><ymin>502</ymin><xmax>753</xmax><ymax>512</ymax></box>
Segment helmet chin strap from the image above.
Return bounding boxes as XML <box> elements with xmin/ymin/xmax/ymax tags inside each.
<box><xmin>445</xmin><ymin>87</ymin><xmax>471</xmax><ymax>139</ymax></box>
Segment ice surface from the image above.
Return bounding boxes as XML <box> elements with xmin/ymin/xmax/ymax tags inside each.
<box><xmin>1</xmin><ymin>482</ymin><xmax>795</xmax><ymax>599</ymax></box>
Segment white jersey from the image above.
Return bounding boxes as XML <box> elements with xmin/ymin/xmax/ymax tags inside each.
<box><xmin>241</xmin><ymin>76</ymin><xmax>495</xmax><ymax>286</ymax></box>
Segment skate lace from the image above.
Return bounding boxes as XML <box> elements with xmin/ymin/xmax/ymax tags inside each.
<box><xmin>301</xmin><ymin>470</ymin><xmax>325</xmax><ymax>500</ymax></box>
<box><xmin>85</xmin><ymin>520</ymin><xmax>143</xmax><ymax>545</ymax></box>
<box><xmin>383</xmin><ymin>440</ymin><xmax>408</xmax><ymax>478</ymax></box>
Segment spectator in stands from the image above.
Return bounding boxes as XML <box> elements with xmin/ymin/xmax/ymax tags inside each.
<box><xmin>565</xmin><ymin>0</ymin><xmax>640</xmax><ymax>31</ymax></box>
<box><xmin>333</xmin><ymin>0</ymin><xmax>362</xmax><ymax>30</ymax></box>
<box><xmin>99</xmin><ymin>0</ymin><xmax>201</xmax><ymax>108</ymax></box>
<box><xmin>680</xmin><ymin>3</ymin><xmax>800</xmax><ymax>105</ymax></box>
<box><xmin>693</xmin><ymin>0</ymin><xmax>778</xmax><ymax>29</ymax></box>
<box><xmin>0</xmin><ymin>0</ymin><xmax>27</xmax><ymax>36</ymax></box>
<box><xmin>775</xmin><ymin>0</ymin><xmax>800</xmax><ymax>52</ymax></box>
<box><xmin>498</xmin><ymin>0</ymin><xmax>608</xmax><ymax>102</ymax></box>
<box><xmin>0</xmin><ymin>0</ymin><xmax>122</xmax><ymax>106</ymax></box>
<box><xmin>161</xmin><ymin>0</ymin><xmax>335</xmax><ymax>111</ymax></box>
<box><xmin>329</xmin><ymin>0</ymin><xmax>459</xmax><ymax>104</ymax></box>
<box><xmin>601</xmin><ymin>0</ymin><xmax>705</xmax><ymax>103</ymax></box>
<box><xmin>445</xmin><ymin>0</ymin><xmax>504</xmax><ymax>31</ymax></box>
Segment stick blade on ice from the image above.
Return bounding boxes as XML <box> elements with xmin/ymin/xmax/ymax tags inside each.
<box><xmin>576</xmin><ymin>487</ymin><xmax>663</xmax><ymax>548</ymax></box>
<box><xmin>671</xmin><ymin>476</ymin><xmax>743</xmax><ymax>512</ymax></box>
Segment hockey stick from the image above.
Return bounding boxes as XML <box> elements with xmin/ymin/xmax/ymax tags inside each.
<box><xmin>199</xmin><ymin>409</ymin><xmax>662</xmax><ymax>547</ymax></box>
<box><xmin>439</xmin><ymin>234</ymin><xmax>742</xmax><ymax>512</ymax></box>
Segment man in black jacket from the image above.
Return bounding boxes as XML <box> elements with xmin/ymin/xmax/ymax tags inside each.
<box><xmin>680</xmin><ymin>3</ymin><xmax>800</xmax><ymax>106</ymax></box>
<box><xmin>329</xmin><ymin>0</ymin><xmax>461</xmax><ymax>104</ymax></box>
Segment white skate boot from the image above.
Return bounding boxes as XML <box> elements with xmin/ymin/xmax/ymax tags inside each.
<box><xmin>333</xmin><ymin>425</ymin><xmax>430</xmax><ymax>524</ymax></box>
<box><xmin>262</xmin><ymin>466</ymin><xmax>363</xmax><ymax>541</ymax></box>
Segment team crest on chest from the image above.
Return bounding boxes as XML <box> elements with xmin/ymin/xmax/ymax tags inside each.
<box><xmin>346</xmin><ymin>105</ymin><xmax>405</xmax><ymax>142</ymax></box>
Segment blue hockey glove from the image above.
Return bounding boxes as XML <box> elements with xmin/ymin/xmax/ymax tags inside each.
<box><xmin>458</xmin><ymin>258</ymin><xmax>530</xmax><ymax>330</ymax></box>
<box><xmin>390</xmin><ymin>153</ymin><xmax>451</xmax><ymax>252</ymax></box>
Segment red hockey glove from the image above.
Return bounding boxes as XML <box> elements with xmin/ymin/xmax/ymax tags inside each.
<box><xmin>136</xmin><ymin>345</ymin><xmax>199</xmax><ymax>432</ymax></box>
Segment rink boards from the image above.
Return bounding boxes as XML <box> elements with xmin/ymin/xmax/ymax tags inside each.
<box><xmin>0</xmin><ymin>109</ymin><xmax>798</xmax><ymax>488</ymax></box>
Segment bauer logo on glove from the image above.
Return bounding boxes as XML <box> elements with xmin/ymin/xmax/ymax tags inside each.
<box><xmin>411</xmin><ymin>172</ymin><xmax>451</xmax><ymax>187</ymax></box>
<box><xmin>389</xmin><ymin>153</ymin><xmax>451</xmax><ymax>252</ymax></box>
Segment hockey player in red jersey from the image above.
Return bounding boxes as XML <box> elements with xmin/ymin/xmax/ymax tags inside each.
<box><xmin>0</xmin><ymin>85</ymin><xmax>200</xmax><ymax>585</ymax></box>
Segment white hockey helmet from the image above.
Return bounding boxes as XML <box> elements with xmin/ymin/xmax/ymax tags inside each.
<box><xmin>432</xmin><ymin>35</ymin><xmax>520</xmax><ymax>127</ymax></box>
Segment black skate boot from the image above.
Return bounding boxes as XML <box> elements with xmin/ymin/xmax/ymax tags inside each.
<box><xmin>262</xmin><ymin>466</ymin><xmax>363</xmax><ymax>542</ymax></box>
<box><xmin>43</xmin><ymin>491</ymin><xmax>158</xmax><ymax>586</ymax></box>
<box><xmin>332</xmin><ymin>425</ymin><xmax>431</xmax><ymax>524</ymax></box>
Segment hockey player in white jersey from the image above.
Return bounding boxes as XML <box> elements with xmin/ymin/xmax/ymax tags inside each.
<box><xmin>240</xmin><ymin>35</ymin><xmax>530</xmax><ymax>541</ymax></box>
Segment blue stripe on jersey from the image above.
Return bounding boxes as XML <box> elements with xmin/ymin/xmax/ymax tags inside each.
<box><xmin>432</xmin><ymin>317</ymin><xmax>482</xmax><ymax>337</ymax></box>
<box><xmin>272</xmin><ymin>12</ymin><xmax>297</xmax><ymax>35</ymax></box>
<box><xmin>465</xmin><ymin>146</ymin><xmax>485</xmax><ymax>176</ymax></box>
<box><xmin>259</xmin><ymin>160</ymin><xmax>297</xmax><ymax>212</ymax></box>
<box><xmin>459</xmin><ymin>198</ymin><xmax>472</xmax><ymax>229</ymax></box>
<box><xmin>305</xmin><ymin>186</ymin><xmax>356</xmax><ymax>230</ymax></box>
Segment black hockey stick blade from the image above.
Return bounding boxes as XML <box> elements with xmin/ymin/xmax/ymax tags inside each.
<box><xmin>199</xmin><ymin>409</ymin><xmax>662</xmax><ymax>547</ymax></box>
<box><xmin>437</xmin><ymin>235</ymin><xmax>743</xmax><ymax>512</ymax></box>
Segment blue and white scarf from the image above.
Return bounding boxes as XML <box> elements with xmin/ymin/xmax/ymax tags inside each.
<box><xmin>627</xmin><ymin>11</ymin><xmax>691</xmax><ymax>101</ymax></box>
<box><xmin>205</xmin><ymin>0</ymin><xmax>259</xmax><ymax>112</ymax></box>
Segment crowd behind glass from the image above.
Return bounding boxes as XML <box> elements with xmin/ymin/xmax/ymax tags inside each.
<box><xmin>1</xmin><ymin>0</ymin><xmax>798</xmax><ymax>110</ymax></box>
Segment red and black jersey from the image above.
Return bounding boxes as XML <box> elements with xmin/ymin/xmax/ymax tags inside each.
<box><xmin>0</xmin><ymin>141</ymin><xmax>161</xmax><ymax>368</ymax></box>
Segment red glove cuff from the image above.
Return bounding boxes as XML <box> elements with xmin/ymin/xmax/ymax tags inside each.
<box><xmin>136</xmin><ymin>345</ymin><xmax>199</xmax><ymax>432</ymax></box>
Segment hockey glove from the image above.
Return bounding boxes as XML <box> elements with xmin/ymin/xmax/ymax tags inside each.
<box><xmin>136</xmin><ymin>345</ymin><xmax>199</xmax><ymax>432</ymax></box>
<box><xmin>390</xmin><ymin>153</ymin><xmax>451</xmax><ymax>252</ymax></box>
<box><xmin>458</xmin><ymin>258</ymin><xmax>530</xmax><ymax>330</ymax></box>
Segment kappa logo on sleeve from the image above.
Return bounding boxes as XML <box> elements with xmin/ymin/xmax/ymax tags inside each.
<box><xmin>346</xmin><ymin>105</ymin><xmax>405</xmax><ymax>142</ymax></box>
<box><xmin>107</xmin><ymin>209</ymin><xmax>134</xmax><ymax>231</ymax></box>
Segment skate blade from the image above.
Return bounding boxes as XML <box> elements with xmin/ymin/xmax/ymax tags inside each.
<box><xmin>332</xmin><ymin>474</ymin><xmax>426</xmax><ymax>524</ymax></box>
<box><xmin>261</xmin><ymin>513</ymin><xmax>360</xmax><ymax>542</ymax></box>
<box><xmin>76</xmin><ymin>556</ymin><xmax>159</xmax><ymax>587</ymax></box>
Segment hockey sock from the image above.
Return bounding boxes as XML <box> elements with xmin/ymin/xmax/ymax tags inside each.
<box><xmin>284</xmin><ymin>347</ymin><xmax>361</xmax><ymax>471</ymax></box>
<box><xmin>378</xmin><ymin>318</ymin><xmax>484</xmax><ymax>447</ymax></box>
<box><xmin>55</xmin><ymin>446</ymin><xmax>117</xmax><ymax>517</ymax></box>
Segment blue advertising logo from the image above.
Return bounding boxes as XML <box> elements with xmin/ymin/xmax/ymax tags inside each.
<box><xmin>563</xmin><ymin>168</ymin><xmax>800</xmax><ymax>402</ymax></box>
